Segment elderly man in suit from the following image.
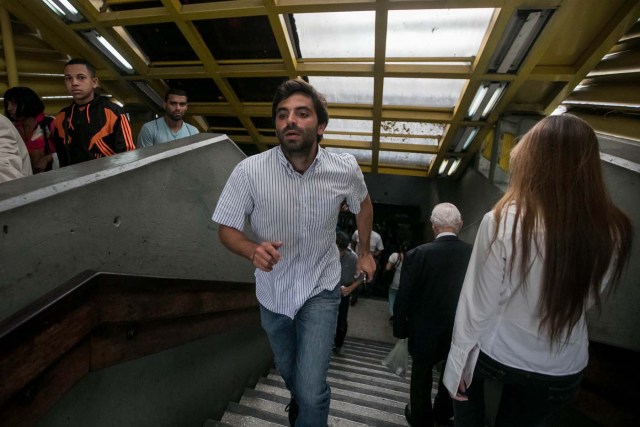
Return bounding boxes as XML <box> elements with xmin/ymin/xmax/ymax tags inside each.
<box><xmin>393</xmin><ymin>203</ymin><xmax>473</xmax><ymax>426</ymax></box>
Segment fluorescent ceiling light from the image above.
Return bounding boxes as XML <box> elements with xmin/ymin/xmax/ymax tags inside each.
<box><xmin>438</xmin><ymin>159</ymin><xmax>449</xmax><ymax>175</ymax></box>
<box><xmin>42</xmin><ymin>0</ymin><xmax>83</xmax><ymax>22</ymax></box>
<box><xmin>453</xmin><ymin>127</ymin><xmax>479</xmax><ymax>152</ymax></box>
<box><xmin>81</xmin><ymin>30</ymin><xmax>134</xmax><ymax>73</ymax></box>
<box><xmin>488</xmin><ymin>9</ymin><xmax>554</xmax><ymax>74</ymax></box>
<box><xmin>42</xmin><ymin>95</ymin><xmax>74</xmax><ymax>100</ymax></box>
<box><xmin>467</xmin><ymin>85</ymin><xmax>488</xmax><ymax>118</ymax></box>
<box><xmin>467</xmin><ymin>82</ymin><xmax>507</xmax><ymax>120</ymax></box>
<box><xmin>42</xmin><ymin>0</ymin><xmax>65</xmax><ymax>16</ymax></box>
<box><xmin>448</xmin><ymin>158</ymin><xmax>462</xmax><ymax>176</ymax></box>
<box><xmin>551</xmin><ymin>105</ymin><xmax>567</xmax><ymax>116</ymax></box>
<box><xmin>59</xmin><ymin>0</ymin><xmax>78</xmax><ymax>14</ymax></box>
<box><xmin>482</xmin><ymin>85</ymin><xmax>505</xmax><ymax>117</ymax></box>
<box><xmin>96</xmin><ymin>35</ymin><xmax>133</xmax><ymax>70</ymax></box>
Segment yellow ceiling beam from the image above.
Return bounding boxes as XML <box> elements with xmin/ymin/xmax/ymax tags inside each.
<box><xmin>264</xmin><ymin>1</ymin><xmax>298</xmax><ymax>79</ymax></box>
<box><xmin>370</xmin><ymin>1</ymin><xmax>390</xmax><ymax>173</ymax></box>
<box><xmin>159</xmin><ymin>0</ymin><xmax>267</xmax><ymax>151</ymax></box>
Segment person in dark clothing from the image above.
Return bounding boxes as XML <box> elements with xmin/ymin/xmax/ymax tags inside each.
<box><xmin>52</xmin><ymin>58</ymin><xmax>135</xmax><ymax>166</ymax></box>
<box><xmin>334</xmin><ymin>231</ymin><xmax>365</xmax><ymax>355</ymax></box>
<box><xmin>393</xmin><ymin>203</ymin><xmax>473</xmax><ymax>427</ymax></box>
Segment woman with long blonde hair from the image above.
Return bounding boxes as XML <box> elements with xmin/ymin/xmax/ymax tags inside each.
<box><xmin>443</xmin><ymin>114</ymin><xmax>633</xmax><ymax>426</ymax></box>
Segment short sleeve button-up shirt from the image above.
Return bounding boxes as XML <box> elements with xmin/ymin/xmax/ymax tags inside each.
<box><xmin>213</xmin><ymin>146</ymin><xmax>368</xmax><ymax>318</ymax></box>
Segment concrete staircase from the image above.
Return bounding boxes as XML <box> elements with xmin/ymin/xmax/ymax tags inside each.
<box><xmin>206</xmin><ymin>337</ymin><xmax>414</xmax><ymax>426</ymax></box>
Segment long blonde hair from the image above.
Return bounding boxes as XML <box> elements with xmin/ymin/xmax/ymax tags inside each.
<box><xmin>493</xmin><ymin>114</ymin><xmax>632</xmax><ymax>344</ymax></box>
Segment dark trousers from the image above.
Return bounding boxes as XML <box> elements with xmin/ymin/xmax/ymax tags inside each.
<box><xmin>334</xmin><ymin>295</ymin><xmax>350</xmax><ymax>348</ymax></box>
<box><xmin>410</xmin><ymin>358</ymin><xmax>453</xmax><ymax>426</ymax></box>
<box><xmin>453</xmin><ymin>352</ymin><xmax>582</xmax><ymax>427</ymax></box>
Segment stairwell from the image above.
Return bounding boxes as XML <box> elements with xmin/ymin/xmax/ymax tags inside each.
<box><xmin>207</xmin><ymin>337</ymin><xmax>416</xmax><ymax>426</ymax></box>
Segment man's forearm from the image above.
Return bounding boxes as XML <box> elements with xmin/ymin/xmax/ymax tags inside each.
<box><xmin>218</xmin><ymin>224</ymin><xmax>257</xmax><ymax>261</ymax></box>
<box><xmin>354</xmin><ymin>194</ymin><xmax>373</xmax><ymax>256</ymax></box>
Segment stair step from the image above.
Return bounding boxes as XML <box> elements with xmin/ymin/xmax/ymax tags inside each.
<box><xmin>220</xmin><ymin>401</ymin><xmax>287</xmax><ymax>426</ymax></box>
<box><xmin>203</xmin><ymin>420</ymin><xmax>235</xmax><ymax>427</ymax></box>
<box><xmin>242</xmin><ymin>387</ymin><xmax>407</xmax><ymax>426</ymax></box>
<box><xmin>216</xmin><ymin>338</ymin><xmax>416</xmax><ymax>426</ymax></box>
<box><xmin>255</xmin><ymin>381</ymin><xmax>406</xmax><ymax>413</ymax></box>
<box><xmin>264</xmin><ymin>371</ymin><xmax>410</xmax><ymax>402</ymax></box>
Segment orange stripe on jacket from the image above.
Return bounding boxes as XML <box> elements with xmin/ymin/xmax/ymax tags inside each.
<box><xmin>120</xmin><ymin>114</ymin><xmax>135</xmax><ymax>151</ymax></box>
<box><xmin>89</xmin><ymin>108</ymin><xmax>118</xmax><ymax>156</ymax></box>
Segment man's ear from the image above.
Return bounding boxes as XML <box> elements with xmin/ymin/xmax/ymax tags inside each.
<box><xmin>92</xmin><ymin>77</ymin><xmax>99</xmax><ymax>89</ymax></box>
<box><xmin>318</xmin><ymin>123</ymin><xmax>327</xmax><ymax>136</ymax></box>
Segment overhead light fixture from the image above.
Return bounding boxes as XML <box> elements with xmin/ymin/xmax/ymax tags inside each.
<box><xmin>42</xmin><ymin>0</ymin><xmax>83</xmax><ymax>22</ymax></box>
<box><xmin>438</xmin><ymin>157</ymin><xmax>462</xmax><ymax>176</ymax></box>
<box><xmin>551</xmin><ymin>105</ymin><xmax>567</xmax><ymax>116</ymax></box>
<box><xmin>488</xmin><ymin>9</ymin><xmax>554</xmax><ymax>74</ymax></box>
<box><xmin>81</xmin><ymin>30</ymin><xmax>134</xmax><ymax>73</ymax></box>
<box><xmin>133</xmin><ymin>81</ymin><xmax>164</xmax><ymax>108</ymax></box>
<box><xmin>453</xmin><ymin>127</ymin><xmax>479</xmax><ymax>152</ymax></box>
<box><xmin>438</xmin><ymin>159</ymin><xmax>449</xmax><ymax>175</ymax></box>
<box><xmin>448</xmin><ymin>158</ymin><xmax>462</xmax><ymax>176</ymax></box>
<box><xmin>467</xmin><ymin>82</ymin><xmax>507</xmax><ymax>121</ymax></box>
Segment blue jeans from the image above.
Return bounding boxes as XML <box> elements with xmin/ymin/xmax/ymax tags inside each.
<box><xmin>388</xmin><ymin>287</ymin><xmax>398</xmax><ymax>316</ymax></box>
<box><xmin>454</xmin><ymin>351</ymin><xmax>582</xmax><ymax>427</ymax></box>
<box><xmin>260</xmin><ymin>288</ymin><xmax>340</xmax><ymax>427</ymax></box>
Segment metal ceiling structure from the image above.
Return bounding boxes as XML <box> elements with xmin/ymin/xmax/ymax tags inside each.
<box><xmin>1</xmin><ymin>0</ymin><xmax>639</xmax><ymax>178</ymax></box>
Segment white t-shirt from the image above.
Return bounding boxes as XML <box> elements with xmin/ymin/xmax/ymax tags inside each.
<box><xmin>352</xmin><ymin>229</ymin><xmax>384</xmax><ymax>254</ymax></box>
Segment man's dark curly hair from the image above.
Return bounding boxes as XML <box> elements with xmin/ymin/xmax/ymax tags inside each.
<box><xmin>272</xmin><ymin>79</ymin><xmax>329</xmax><ymax>143</ymax></box>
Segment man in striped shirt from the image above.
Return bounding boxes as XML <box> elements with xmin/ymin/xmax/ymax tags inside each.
<box><xmin>213</xmin><ymin>79</ymin><xmax>376</xmax><ymax>426</ymax></box>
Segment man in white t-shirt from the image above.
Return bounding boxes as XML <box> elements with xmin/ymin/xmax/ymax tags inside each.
<box><xmin>137</xmin><ymin>88</ymin><xmax>199</xmax><ymax>147</ymax></box>
<box><xmin>351</xmin><ymin>228</ymin><xmax>383</xmax><ymax>256</ymax></box>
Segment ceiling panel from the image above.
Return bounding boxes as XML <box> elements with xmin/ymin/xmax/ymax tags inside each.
<box><xmin>2</xmin><ymin>0</ymin><xmax>639</xmax><ymax>179</ymax></box>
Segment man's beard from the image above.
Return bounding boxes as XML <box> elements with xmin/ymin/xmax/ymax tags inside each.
<box><xmin>167</xmin><ymin>112</ymin><xmax>182</xmax><ymax>121</ymax></box>
<box><xmin>276</xmin><ymin>125</ymin><xmax>317</xmax><ymax>156</ymax></box>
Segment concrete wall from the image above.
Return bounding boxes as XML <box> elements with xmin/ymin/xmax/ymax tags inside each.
<box><xmin>38</xmin><ymin>325</ymin><xmax>272</xmax><ymax>427</ymax></box>
<box><xmin>0</xmin><ymin>134</ymin><xmax>255</xmax><ymax>321</ymax></box>
<box><xmin>586</xmin><ymin>161</ymin><xmax>640</xmax><ymax>350</ymax></box>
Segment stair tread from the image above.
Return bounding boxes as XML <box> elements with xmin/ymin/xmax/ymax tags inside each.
<box><xmin>217</xmin><ymin>337</ymin><xmax>414</xmax><ymax>426</ymax></box>
<box><xmin>242</xmin><ymin>388</ymin><xmax>407</xmax><ymax>425</ymax></box>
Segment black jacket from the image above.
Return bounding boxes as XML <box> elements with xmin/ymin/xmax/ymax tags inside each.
<box><xmin>393</xmin><ymin>235</ymin><xmax>472</xmax><ymax>362</ymax></box>
<box><xmin>53</xmin><ymin>96</ymin><xmax>135</xmax><ymax>166</ymax></box>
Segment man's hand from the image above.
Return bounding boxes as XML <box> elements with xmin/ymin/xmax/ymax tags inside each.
<box><xmin>251</xmin><ymin>241</ymin><xmax>283</xmax><ymax>272</ymax></box>
<box><xmin>356</xmin><ymin>253</ymin><xmax>376</xmax><ymax>280</ymax></box>
<box><xmin>451</xmin><ymin>379</ymin><xmax>469</xmax><ymax>401</ymax></box>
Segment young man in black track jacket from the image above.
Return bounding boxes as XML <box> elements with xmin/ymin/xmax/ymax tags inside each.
<box><xmin>53</xmin><ymin>58</ymin><xmax>135</xmax><ymax>166</ymax></box>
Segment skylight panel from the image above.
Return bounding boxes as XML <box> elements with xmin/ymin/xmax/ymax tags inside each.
<box><xmin>386</xmin><ymin>8</ymin><xmax>495</xmax><ymax>58</ymax></box>
<box><xmin>324</xmin><ymin>119</ymin><xmax>373</xmax><ymax>142</ymax></box>
<box><xmin>326</xmin><ymin>147</ymin><xmax>372</xmax><ymax>163</ymax></box>
<box><xmin>309</xmin><ymin>77</ymin><xmax>374</xmax><ymax>104</ymax></box>
<box><xmin>325</xmin><ymin>148</ymin><xmax>433</xmax><ymax>169</ymax></box>
<box><xmin>380</xmin><ymin>121</ymin><xmax>444</xmax><ymax>145</ymax></box>
<box><xmin>380</xmin><ymin>151</ymin><xmax>433</xmax><ymax>168</ymax></box>
<box><xmin>294</xmin><ymin>11</ymin><xmax>375</xmax><ymax>58</ymax></box>
<box><xmin>383</xmin><ymin>78</ymin><xmax>466</xmax><ymax>107</ymax></box>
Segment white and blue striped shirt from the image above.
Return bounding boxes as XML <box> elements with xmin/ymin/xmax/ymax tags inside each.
<box><xmin>212</xmin><ymin>146</ymin><xmax>368</xmax><ymax>318</ymax></box>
